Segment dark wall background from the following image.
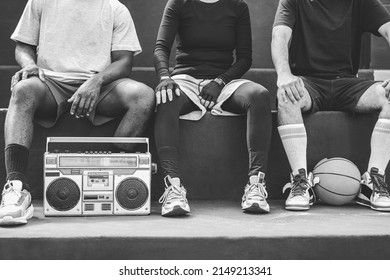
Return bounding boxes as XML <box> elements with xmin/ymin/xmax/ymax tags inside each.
<box><xmin>0</xmin><ymin>0</ymin><xmax>390</xmax><ymax>69</ymax></box>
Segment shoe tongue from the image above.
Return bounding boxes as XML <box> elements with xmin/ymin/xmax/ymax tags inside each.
<box><xmin>249</xmin><ymin>175</ymin><xmax>258</xmax><ymax>185</ymax></box>
<box><xmin>249</xmin><ymin>172</ymin><xmax>265</xmax><ymax>185</ymax></box>
<box><xmin>296</xmin><ymin>168</ymin><xmax>307</xmax><ymax>178</ymax></box>
<box><xmin>10</xmin><ymin>180</ymin><xmax>23</xmax><ymax>191</ymax></box>
<box><xmin>370</xmin><ymin>167</ymin><xmax>379</xmax><ymax>175</ymax></box>
<box><xmin>170</xmin><ymin>177</ymin><xmax>181</xmax><ymax>188</ymax></box>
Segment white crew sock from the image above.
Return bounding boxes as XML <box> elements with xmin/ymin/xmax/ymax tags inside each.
<box><xmin>278</xmin><ymin>124</ymin><xmax>307</xmax><ymax>175</ymax></box>
<box><xmin>368</xmin><ymin>119</ymin><xmax>390</xmax><ymax>175</ymax></box>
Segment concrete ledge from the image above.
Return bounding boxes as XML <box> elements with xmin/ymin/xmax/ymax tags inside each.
<box><xmin>1</xmin><ymin>200</ymin><xmax>390</xmax><ymax>260</ymax></box>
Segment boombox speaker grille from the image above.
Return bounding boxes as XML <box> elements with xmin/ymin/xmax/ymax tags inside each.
<box><xmin>46</xmin><ymin>178</ymin><xmax>81</xmax><ymax>211</ymax></box>
<box><xmin>116</xmin><ymin>178</ymin><xmax>148</xmax><ymax>210</ymax></box>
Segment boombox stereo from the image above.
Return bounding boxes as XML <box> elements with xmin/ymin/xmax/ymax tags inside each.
<box><xmin>44</xmin><ymin>137</ymin><xmax>153</xmax><ymax>216</ymax></box>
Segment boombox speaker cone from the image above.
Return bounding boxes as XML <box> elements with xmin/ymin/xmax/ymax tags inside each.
<box><xmin>46</xmin><ymin>178</ymin><xmax>81</xmax><ymax>211</ymax></box>
<box><xmin>116</xmin><ymin>178</ymin><xmax>148</xmax><ymax>210</ymax></box>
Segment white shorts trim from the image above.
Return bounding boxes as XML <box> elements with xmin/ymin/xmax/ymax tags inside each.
<box><xmin>171</xmin><ymin>74</ymin><xmax>251</xmax><ymax>121</ymax></box>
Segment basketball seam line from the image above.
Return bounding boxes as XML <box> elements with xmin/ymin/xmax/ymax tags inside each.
<box><xmin>313</xmin><ymin>172</ymin><xmax>361</xmax><ymax>183</ymax></box>
<box><xmin>314</xmin><ymin>158</ymin><xmax>354</xmax><ymax>170</ymax></box>
<box><xmin>316</xmin><ymin>184</ymin><xmax>359</xmax><ymax>196</ymax></box>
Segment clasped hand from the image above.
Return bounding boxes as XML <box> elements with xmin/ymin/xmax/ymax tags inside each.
<box><xmin>198</xmin><ymin>80</ymin><xmax>223</xmax><ymax>110</ymax></box>
<box><xmin>68</xmin><ymin>77</ymin><xmax>102</xmax><ymax>118</ymax></box>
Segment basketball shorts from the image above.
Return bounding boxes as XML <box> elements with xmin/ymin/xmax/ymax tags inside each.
<box><xmin>301</xmin><ymin>76</ymin><xmax>378</xmax><ymax>113</ymax></box>
<box><xmin>36</xmin><ymin>77</ymin><xmax>128</xmax><ymax>128</ymax></box>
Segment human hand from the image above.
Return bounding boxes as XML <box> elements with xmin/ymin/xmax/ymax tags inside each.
<box><xmin>68</xmin><ymin>77</ymin><xmax>102</xmax><ymax>118</ymax></box>
<box><xmin>155</xmin><ymin>77</ymin><xmax>181</xmax><ymax>105</ymax></box>
<box><xmin>277</xmin><ymin>73</ymin><xmax>307</xmax><ymax>104</ymax></box>
<box><xmin>381</xmin><ymin>79</ymin><xmax>390</xmax><ymax>102</ymax></box>
<box><xmin>11</xmin><ymin>64</ymin><xmax>45</xmax><ymax>91</ymax></box>
<box><xmin>199</xmin><ymin>81</ymin><xmax>223</xmax><ymax>110</ymax></box>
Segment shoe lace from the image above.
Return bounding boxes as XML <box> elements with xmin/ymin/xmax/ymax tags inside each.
<box><xmin>291</xmin><ymin>175</ymin><xmax>309</xmax><ymax>197</ymax></box>
<box><xmin>247</xmin><ymin>182</ymin><xmax>268</xmax><ymax>199</ymax></box>
<box><xmin>371</xmin><ymin>174</ymin><xmax>390</xmax><ymax>197</ymax></box>
<box><xmin>1</xmin><ymin>181</ymin><xmax>21</xmax><ymax>206</ymax></box>
<box><xmin>159</xmin><ymin>184</ymin><xmax>186</xmax><ymax>205</ymax></box>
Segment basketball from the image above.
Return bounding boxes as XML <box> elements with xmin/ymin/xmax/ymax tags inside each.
<box><xmin>312</xmin><ymin>158</ymin><xmax>361</xmax><ymax>205</ymax></box>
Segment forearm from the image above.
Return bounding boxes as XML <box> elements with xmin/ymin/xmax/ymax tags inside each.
<box><xmin>91</xmin><ymin>54</ymin><xmax>132</xmax><ymax>87</ymax></box>
<box><xmin>154</xmin><ymin>47</ymin><xmax>171</xmax><ymax>79</ymax></box>
<box><xmin>219</xmin><ymin>57</ymin><xmax>252</xmax><ymax>84</ymax></box>
<box><xmin>271</xmin><ymin>30</ymin><xmax>292</xmax><ymax>77</ymax></box>
<box><xmin>15</xmin><ymin>42</ymin><xmax>38</xmax><ymax>68</ymax></box>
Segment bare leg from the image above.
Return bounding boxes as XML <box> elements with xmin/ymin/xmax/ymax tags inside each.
<box><xmin>355</xmin><ymin>82</ymin><xmax>390</xmax><ymax>174</ymax></box>
<box><xmin>5</xmin><ymin>77</ymin><xmax>57</xmax><ymax>148</ymax></box>
<box><xmin>4</xmin><ymin>77</ymin><xmax>57</xmax><ymax>184</ymax></box>
<box><xmin>96</xmin><ymin>79</ymin><xmax>155</xmax><ymax>150</ymax></box>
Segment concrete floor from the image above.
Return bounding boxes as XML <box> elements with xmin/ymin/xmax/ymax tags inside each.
<box><xmin>1</xmin><ymin>200</ymin><xmax>390</xmax><ymax>259</ymax></box>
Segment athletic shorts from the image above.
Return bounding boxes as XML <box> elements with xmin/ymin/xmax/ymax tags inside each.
<box><xmin>301</xmin><ymin>76</ymin><xmax>378</xmax><ymax>113</ymax></box>
<box><xmin>171</xmin><ymin>74</ymin><xmax>252</xmax><ymax>121</ymax></box>
<box><xmin>36</xmin><ymin>77</ymin><xmax>128</xmax><ymax>128</ymax></box>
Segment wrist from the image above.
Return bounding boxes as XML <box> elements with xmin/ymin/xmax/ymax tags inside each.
<box><xmin>160</xmin><ymin>75</ymin><xmax>171</xmax><ymax>81</ymax></box>
<box><xmin>90</xmin><ymin>74</ymin><xmax>104</xmax><ymax>87</ymax></box>
<box><xmin>213</xmin><ymin>77</ymin><xmax>226</xmax><ymax>87</ymax></box>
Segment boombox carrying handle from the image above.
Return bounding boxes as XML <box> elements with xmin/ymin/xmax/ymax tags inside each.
<box><xmin>46</xmin><ymin>137</ymin><xmax>149</xmax><ymax>153</ymax></box>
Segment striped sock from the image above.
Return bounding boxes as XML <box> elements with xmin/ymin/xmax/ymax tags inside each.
<box><xmin>368</xmin><ymin>119</ymin><xmax>390</xmax><ymax>175</ymax></box>
<box><xmin>278</xmin><ymin>124</ymin><xmax>307</xmax><ymax>175</ymax></box>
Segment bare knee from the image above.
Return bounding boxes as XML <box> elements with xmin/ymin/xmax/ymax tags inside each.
<box><xmin>9</xmin><ymin>78</ymin><xmax>46</xmax><ymax>109</ymax></box>
<box><xmin>357</xmin><ymin>83</ymin><xmax>390</xmax><ymax>117</ymax></box>
<box><xmin>277</xmin><ymin>91</ymin><xmax>304</xmax><ymax>125</ymax></box>
<box><xmin>119</xmin><ymin>81</ymin><xmax>155</xmax><ymax>111</ymax></box>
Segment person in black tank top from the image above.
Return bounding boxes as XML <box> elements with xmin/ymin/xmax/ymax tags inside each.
<box><xmin>154</xmin><ymin>0</ymin><xmax>272</xmax><ymax>217</ymax></box>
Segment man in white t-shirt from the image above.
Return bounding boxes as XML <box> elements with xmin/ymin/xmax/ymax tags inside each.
<box><xmin>0</xmin><ymin>0</ymin><xmax>155</xmax><ymax>226</ymax></box>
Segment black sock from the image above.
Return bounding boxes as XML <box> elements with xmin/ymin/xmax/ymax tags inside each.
<box><xmin>5</xmin><ymin>144</ymin><xmax>29</xmax><ymax>189</ymax></box>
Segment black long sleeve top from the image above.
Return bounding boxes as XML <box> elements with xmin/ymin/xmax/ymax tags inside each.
<box><xmin>154</xmin><ymin>0</ymin><xmax>252</xmax><ymax>83</ymax></box>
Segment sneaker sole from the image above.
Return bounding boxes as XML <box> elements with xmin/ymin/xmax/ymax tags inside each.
<box><xmin>162</xmin><ymin>205</ymin><xmax>190</xmax><ymax>217</ymax></box>
<box><xmin>356</xmin><ymin>199</ymin><xmax>390</xmax><ymax>212</ymax></box>
<box><xmin>242</xmin><ymin>203</ymin><xmax>270</xmax><ymax>213</ymax></box>
<box><xmin>0</xmin><ymin>205</ymin><xmax>34</xmax><ymax>226</ymax></box>
<box><xmin>285</xmin><ymin>205</ymin><xmax>310</xmax><ymax>211</ymax></box>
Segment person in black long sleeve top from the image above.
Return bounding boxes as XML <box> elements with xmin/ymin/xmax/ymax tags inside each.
<box><xmin>154</xmin><ymin>0</ymin><xmax>272</xmax><ymax>217</ymax></box>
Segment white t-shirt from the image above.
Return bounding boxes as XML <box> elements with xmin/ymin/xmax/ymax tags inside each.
<box><xmin>11</xmin><ymin>0</ymin><xmax>142</xmax><ymax>83</ymax></box>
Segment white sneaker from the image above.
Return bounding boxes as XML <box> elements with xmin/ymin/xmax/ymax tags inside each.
<box><xmin>159</xmin><ymin>176</ymin><xmax>190</xmax><ymax>217</ymax></box>
<box><xmin>0</xmin><ymin>180</ymin><xmax>34</xmax><ymax>226</ymax></box>
<box><xmin>283</xmin><ymin>169</ymin><xmax>318</xmax><ymax>211</ymax></box>
<box><xmin>357</xmin><ymin>167</ymin><xmax>390</xmax><ymax>212</ymax></box>
<box><xmin>241</xmin><ymin>172</ymin><xmax>269</xmax><ymax>213</ymax></box>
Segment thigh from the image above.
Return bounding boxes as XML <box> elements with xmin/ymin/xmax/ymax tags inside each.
<box><xmin>299</xmin><ymin>76</ymin><xmax>327</xmax><ymax>112</ymax></box>
<box><xmin>354</xmin><ymin>82</ymin><xmax>385</xmax><ymax>113</ymax></box>
<box><xmin>221</xmin><ymin>81</ymin><xmax>267</xmax><ymax>114</ymax></box>
<box><xmin>333</xmin><ymin>78</ymin><xmax>379</xmax><ymax>112</ymax></box>
<box><xmin>12</xmin><ymin>77</ymin><xmax>58</xmax><ymax>118</ymax></box>
<box><xmin>156</xmin><ymin>90</ymin><xmax>197</xmax><ymax>116</ymax></box>
<box><xmin>96</xmin><ymin>79</ymin><xmax>148</xmax><ymax>117</ymax></box>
